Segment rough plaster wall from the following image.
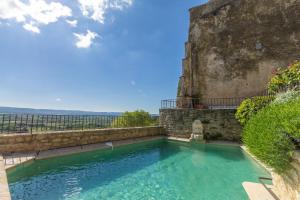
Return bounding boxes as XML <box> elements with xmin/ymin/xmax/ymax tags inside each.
<box><xmin>179</xmin><ymin>0</ymin><xmax>300</xmax><ymax>98</ymax></box>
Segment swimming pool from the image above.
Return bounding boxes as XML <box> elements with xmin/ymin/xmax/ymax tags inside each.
<box><xmin>8</xmin><ymin>139</ymin><xmax>270</xmax><ymax>200</ymax></box>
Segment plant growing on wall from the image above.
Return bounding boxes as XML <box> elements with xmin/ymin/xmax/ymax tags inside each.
<box><xmin>235</xmin><ymin>96</ymin><xmax>274</xmax><ymax>126</ymax></box>
<box><xmin>268</xmin><ymin>61</ymin><xmax>300</xmax><ymax>93</ymax></box>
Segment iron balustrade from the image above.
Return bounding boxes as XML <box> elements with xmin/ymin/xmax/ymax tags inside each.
<box><xmin>161</xmin><ymin>96</ymin><xmax>276</xmax><ymax>109</ymax></box>
<box><xmin>162</xmin><ymin>84</ymin><xmax>300</xmax><ymax>110</ymax></box>
<box><xmin>0</xmin><ymin>114</ymin><xmax>159</xmax><ymax>134</ymax></box>
<box><xmin>161</xmin><ymin>97</ymin><xmax>248</xmax><ymax>109</ymax></box>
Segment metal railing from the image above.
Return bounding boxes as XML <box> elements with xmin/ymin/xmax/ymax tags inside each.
<box><xmin>162</xmin><ymin>84</ymin><xmax>300</xmax><ymax>110</ymax></box>
<box><xmin>0</xmin><ymin>114</ymin><xmax>159</xmax><ymax>134</ymax></box>
<box><xmin>161</xmin><ymin>97</ymin><xmax>249</xmax><ymax>109</ymax></box>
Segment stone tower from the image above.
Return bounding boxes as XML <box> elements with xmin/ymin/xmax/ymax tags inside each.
<box><xmin>178</xmin><ymin>0</ymin><xmax>300</xmax><ymax>99</ymax></box>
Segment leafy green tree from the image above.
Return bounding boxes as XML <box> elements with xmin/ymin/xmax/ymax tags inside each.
<box><xmin>111</xmin><ymin>110</ymin><xmax>157</xmax><ymax>128</ymax></box>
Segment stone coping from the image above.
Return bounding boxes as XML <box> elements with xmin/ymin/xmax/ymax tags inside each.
<box><xmin>167</xmin><ymin>136</ymin><xmax>191</xmax><ymax>142</ymax></box>
<box><xmin>0</xmin><ymin>155</ymin><xmax>11</xmax><ymax>200</ymax></box>
<box><xmin>167</xmin><ymin>137</ymin><xmax>242</xmax><ymax>147</ymax></box>
<box><xmin>242</xmin><ymin>182</ymin><xmax>275</xmax><ymax>200</ymax></box>
<box><xmin>0</xmin><ymin>126</ymin><xmax>162</xmax><ymax>137</ymax></box>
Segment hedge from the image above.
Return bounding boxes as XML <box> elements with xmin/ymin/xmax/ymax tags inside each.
<box><xmin>242</xmin><ymin>97</ymin><xmax>300</xmax><ymax>173</ymax></box>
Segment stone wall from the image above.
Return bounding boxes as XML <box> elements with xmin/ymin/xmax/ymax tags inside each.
<box><xmin>0</xmin><ymin>127</ymin><xmax>165</xmax><ymax>154</ymax></box>
<box><xmin>178</xmin><ymin>0</ymin><xmax>300</xmax><ymax>99</ymax></box>
<box><xmin>272</xmin><ymin>151</ymin><xmax>300</xmax><ymax>200</ymax></box>
<box><xmin>159</xmin><ymin>109</ymin><xmax>241</xmax><ymax>141</ymax></box>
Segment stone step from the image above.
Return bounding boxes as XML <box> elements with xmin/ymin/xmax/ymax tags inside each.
<box><xmin>243</xmin><ymin>182</ymin><xmax>276</xmax><ymax>200</ymax></box>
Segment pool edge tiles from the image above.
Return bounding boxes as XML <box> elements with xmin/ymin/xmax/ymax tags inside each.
<box><xmin>0</xmin><ymin>154</ymin><xmax>11</xmax><ymax>200</ymax></box>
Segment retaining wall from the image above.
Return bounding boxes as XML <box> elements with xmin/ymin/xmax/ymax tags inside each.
<box><xmin>0</xmin><ymin>127</ymin><xmax>165</xmax><ymax>154</ymax></box>
<box><xmin>159</xmin><ymin>109</ymin><xmax>242</xmax><ymax>141</ymax></box>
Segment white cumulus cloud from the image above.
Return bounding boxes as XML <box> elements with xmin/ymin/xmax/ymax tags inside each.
<box><xmin>66</xmin><ymin>19</ymin><xmax>77</xmax><ymax>27</ymax></box>
<box><xmin>74</xmin><ymin>30</ymin><xmax>98</xmax><ymax>48</ymax></box>
<box><xmin>0</xmin><ymin>0</ymin><xmax>72</xmax><ymax>33</ymax></box>
<box><xmin>23</xmin><ymin>23</ymin><xmax>40</xmax><ymax>33</ymax></box>
<box><xmin>78</xmin><ymin>0</ymin><xmax>133</xmax><ymax>23</ymax></box>
<box><xmin>0</xmin><ymin>0</ymin><xmax>134</xmax><ymax>49</ymax></box>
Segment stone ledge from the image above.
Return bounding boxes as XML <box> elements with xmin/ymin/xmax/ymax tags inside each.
<box><xmin>0</xmin><ymin>155</ymin><xmax>11</xmax><ymax>200</ymax></box>
<box><xmin>243</xmin><ymin>182</ymin><xmax>275</xmax><ymax>200</ymax></box>
<box><xmin>167</xmin><ymin>137</ymin><xmax>190</xmax><ymax>142</ymax></box>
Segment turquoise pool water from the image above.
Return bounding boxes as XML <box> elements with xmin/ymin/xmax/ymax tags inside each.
<box><xmin>8</xmin><ymin>139</ymin><xmax>270</xmax><ymax>200</ymax></box>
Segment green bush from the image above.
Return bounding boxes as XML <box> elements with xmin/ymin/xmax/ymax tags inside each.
<box><xmin>268</xmin><ymin>61</ymin><xmax>300</xmax><ymax>93</ymax></box>
<box><xmin>111</xmin><ymin>110</ymin><xmax>157</xmax><ymax>128</ymax></box>
<box><xmin>243</xmin><ymin>97</ymin><xmax>300</xmax><ymax>173</ymax></box>
<box><xmin>235</xmin><ymin>96</ymin><xmax>274</xmax><ymax>126</ymax></box>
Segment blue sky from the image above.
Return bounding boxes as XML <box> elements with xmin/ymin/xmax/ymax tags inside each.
<box><xmin>0</xmin><ymin>0</ymin><xmax>206</xmax><ymax>114</ymax></box>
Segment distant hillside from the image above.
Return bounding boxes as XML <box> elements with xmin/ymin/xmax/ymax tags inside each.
<box><xmin>0</xmin><ymin>107</ymin><xmax>122</xmax><ymax>116</ymax></box>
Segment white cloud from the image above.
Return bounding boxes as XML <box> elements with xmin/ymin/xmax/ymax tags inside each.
<box><xmin>0</xmin><ymin>0</ymin><xmax>72</xmax><ymax>33</ymax></box>
<box><xmin>0</xmin><ymin>0</ymin><xmax>134</xmax><ymax>49</ymax></box>
<box><xmin>55</xmin><ymin>98</ymin><xmax>61</xmax><ymax>102</ymax></box>
<box><xmin>74</xmin><ymin>30</ymin><xmax>98</xmax><ymax>48</ymax></box>
<box><xmin>0</xmin><ymin>0</ymin><xmax>27</xmax><ymax>22</ymax></box>
<box><xmin>23</xmin><ymin>22</ymin><xmax>40</xmax><ymax>33</ymax></box>
<box><xmin>66</xmin><ymin>19</ymin><xmax>77</xmax><ymax>27</ymax></box>
<box><xmin>130</xmin><ymin>80</ymin><xmax>136</xmax><ymax>86</ymax></box>
<box><xmin>78</xmin><ymin>0</ymin><xmax>133</xmax><ymax>23</ymax></box>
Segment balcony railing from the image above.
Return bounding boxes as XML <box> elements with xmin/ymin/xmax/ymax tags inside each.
<box><xmin>162</xmin><ymin>84</ymin><xmax>300</xmax><ymax>110</ymax></box>
<box><xmin>161</xmin><ymin>97</ymin><xmax>247</xmax><ymax>109</ymax></box>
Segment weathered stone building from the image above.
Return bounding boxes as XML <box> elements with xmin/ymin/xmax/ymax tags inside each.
<box><xmin>178</xmin><ymin>0</ymin><xmax>300</xmax><ymax>99</ymax></box>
